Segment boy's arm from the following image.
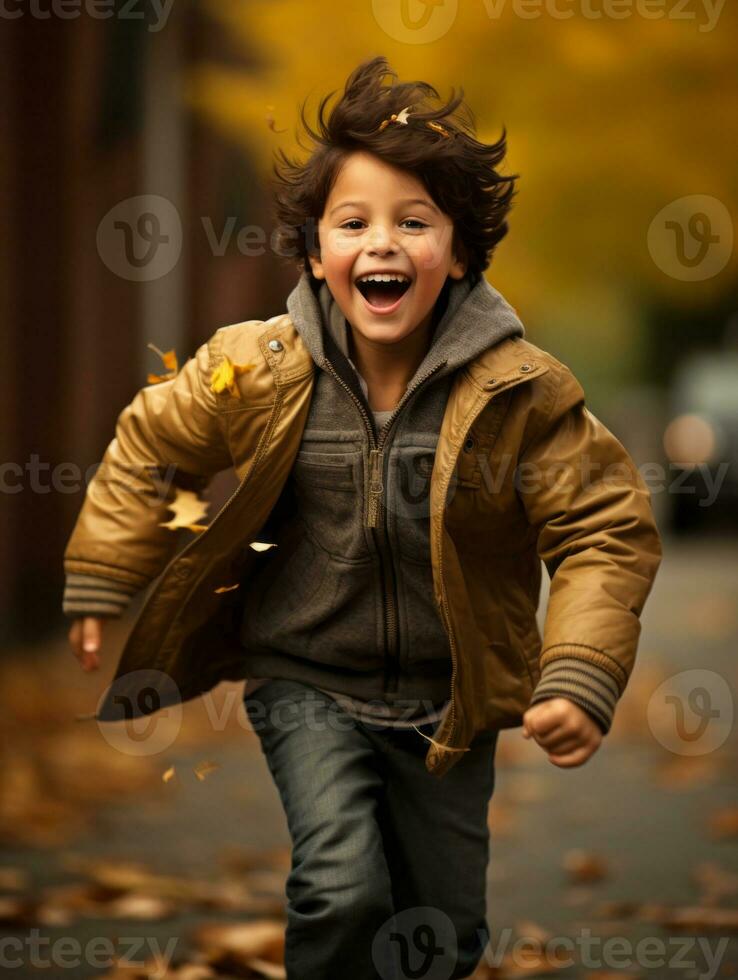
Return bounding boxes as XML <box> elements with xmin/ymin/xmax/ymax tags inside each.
<box><xmin>517</xmin><ymin>362</ymin><xmax>663</xmax><ymax>735</ymax></box>
<box><xmin>62</xmin><ymin>334</ymin><xmax>234</xmax><ymax>615</ymax></box>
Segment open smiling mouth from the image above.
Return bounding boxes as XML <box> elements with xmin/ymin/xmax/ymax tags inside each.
<box><xmin>354</xmin><ymin>276</ymin><xmax>412</xmax><ymax>313</ymax></box>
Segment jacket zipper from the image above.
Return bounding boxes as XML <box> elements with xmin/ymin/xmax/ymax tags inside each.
<box><xmin>322</xmin><ymin>357</ymin><xmax>445</xmax><ymax>695</ymax></box>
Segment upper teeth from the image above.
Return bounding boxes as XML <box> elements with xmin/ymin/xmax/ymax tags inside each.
<box><xmin>357</xmin><ymin>273</ymin><xmax>411</xmax><ymax>284</ymax></box>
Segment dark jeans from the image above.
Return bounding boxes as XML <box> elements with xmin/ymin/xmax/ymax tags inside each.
<box><xmin>243</xmin><ymin>678</ymin><xmax>500</xmax><ymax>980</ymax></box>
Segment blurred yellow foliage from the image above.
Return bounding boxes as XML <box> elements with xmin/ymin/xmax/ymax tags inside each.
<box><xmin>184</xmin><ymin>0</ymin><xmax>738</xmax><ymax>364</ymax></box>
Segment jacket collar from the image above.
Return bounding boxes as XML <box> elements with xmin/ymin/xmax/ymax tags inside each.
<box><xmin>284</xmin><ymin>270</ymin><xmax>526</xmax><ymax>391</ymax></box>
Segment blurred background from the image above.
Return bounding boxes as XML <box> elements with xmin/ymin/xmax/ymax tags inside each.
<box><xmin>2</xmin><ymin>1</ymin><xmax>737</xmax><ymax>977</ymax></box>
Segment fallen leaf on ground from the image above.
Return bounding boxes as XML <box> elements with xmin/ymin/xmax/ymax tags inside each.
<box><xmin>562</xmin><ymin>849</ymin><xmax>609</xmax><ymax>884</ymax></box>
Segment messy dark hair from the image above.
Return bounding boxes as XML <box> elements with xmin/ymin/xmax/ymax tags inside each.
<box><xmin>270</xmin><ymin>56</ymin><xmax>518</xmax><ymax>284</ymax></box>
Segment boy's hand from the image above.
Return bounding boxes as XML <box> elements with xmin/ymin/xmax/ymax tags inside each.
<box><xmin>522</xmin><ymin>698</ymin><xmax>602</xmax><ymax>767</ymax></box>
<box><xmin>68</xmin><ymin>616</ymin><xmax>105</xmax><ymax>672</ymax></box>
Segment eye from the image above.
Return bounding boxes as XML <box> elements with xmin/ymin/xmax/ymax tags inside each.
<box><xmin>401</xmin><ymin>219</ymin><xmax>428</xmax><ymax>229</ymax></box>
<box><xmin>339</xmin><ymin>220</ymin><xmax>365</xmax><ymax>230</ymax></box>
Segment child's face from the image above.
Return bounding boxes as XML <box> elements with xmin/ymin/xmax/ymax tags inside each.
<box><xmin>308</xmin><ymin>151</ymin><xmax>467</xmax><ymax>347</ymax></box>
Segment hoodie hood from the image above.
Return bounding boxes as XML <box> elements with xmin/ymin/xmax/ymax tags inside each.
<box><xmin>285</xmin><ymin>269</ymin><xmax>525</xmax><ymax>390</ymax></box>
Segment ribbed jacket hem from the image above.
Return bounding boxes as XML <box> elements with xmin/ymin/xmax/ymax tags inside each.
<box><xmin>62</xmin><ymin>573</ymin><xmax>137</xmax><ymax>618</ymax></box>
<box><xmin>528</xmin><ymin>656</ymin><xmax>620</xmax><ymax>734</ymax></box>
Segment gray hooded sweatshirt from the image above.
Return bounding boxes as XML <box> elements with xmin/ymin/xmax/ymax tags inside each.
<box><xmin>239</xmin><ymin>269</ymin><xmax>524</xmax><ymax>724</ymax></box>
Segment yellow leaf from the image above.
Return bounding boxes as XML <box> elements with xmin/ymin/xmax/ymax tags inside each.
<box><xmin>249</xmin><ymin>541</ymin><xmax>277</xmax><ymax>552</ymax></box>
<box><xmin>162</xmin><ymin>767</ymin><xmax>176</xmax><ymax>783</ymax></box>
<box><xmin>214</xmin><ymin>583</ymin><xmax>240</xmax><ymax>593</ymax></box>
<box><xmin>158</xmin><ymin>488</ymin><xmax>210</xmax><ymax>531</ymax></box>
<box><xmin>147</xmin><ymin>343</ymin><xmax>179</xmax><ymax>384</ymax></box>
<box><xmin>210</xmin><ymin>354</ymin><xmax>256</xmax><ymax>399</ymax></box>
<box><xmin>266</xmin><ymin>103</ymin><xmax>287</xmax><ymax>133</ymax></box>
<box><xmin>186</xmin><ymin>523</ymin><xmax>210</xmax><ymax>533</ymax></box>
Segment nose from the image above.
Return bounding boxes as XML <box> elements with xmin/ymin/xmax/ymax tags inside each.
<box><xmin>366</xmin><ymin>222</ymin><xmax>397</xmax><ymax>255</ymax></box>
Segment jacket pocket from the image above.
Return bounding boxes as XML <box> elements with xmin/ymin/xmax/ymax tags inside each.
<box><xmin>293</xmin><ymin>451</ymin><xmax>355</xmax><ymax>491</ymax></box>
<box><xmin>289</xmin><ymin>450</ymin><xmax>367</xmax><ymax>560</ymax></box>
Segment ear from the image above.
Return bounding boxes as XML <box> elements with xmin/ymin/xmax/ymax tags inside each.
<box><xmin>308</xmin><ymin>251</ymin><xmax>325</xmax><ymax>280</ymax></box>
<box><xmin>448</xmin><ymin>235</ymin><xmax>468</xmax><ymax>280</ymax></box>
<box><xmin>449</xmin><ymin>251</ymin><xmax>467</xmax><ymax>280</ymax></box>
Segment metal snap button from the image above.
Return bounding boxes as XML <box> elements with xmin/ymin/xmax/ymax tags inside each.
<box><xmin>174</xmin><ymin>564</ymin><xmax>191</xmax><ymax>580</ymax></box>
<box><xmin>463</xmin><ymin>436</ymin><xmax>475</xmax><ymax>453</ymax></box>
<box><xmin>268</xmin><ymin>339</ymin><xmax>283</xmax><ymax>352</ymax></box>
<box><xmin>484</xmin><ymin>378</ymin><xmax>498</xmax><ymax>389</ymax></box>
<box><xmin>520</xmin><ymin>363</ymin><xmax>532</xmax><ymax>373</ymax></box>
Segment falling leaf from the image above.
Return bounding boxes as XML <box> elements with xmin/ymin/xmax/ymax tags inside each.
<box><xmin>194</xmin><ymin>760</ymin><xmax>220</xmax><ymax>781</ymax></box>
<box><xmin>147</xmin><ymin>342</ymin><xmax>179</xmax><ymax>384</ymax></box>
<box><xmin>266</xmin><ymin>104</ymin><xmax>286</xmax><ymax>134</ymax></box>
<box><xmin>250</xmin><ymin>542</ymin><xmax>277</xmax><ymax>552</ymax></box>
<box><xmin>214</xmin><ymin>583</ymin><xmax>240</xmax><ymax>593</ymax></box>
<box><xmin>158</xmin><ymin>488</ymin><xmax>210</xmax><ymax>532</ymax></box>
<box><xmin>162</xmin><ymin>766</ymin><xmax>176</xmax><ymax>783</ymax></box>
<box><xmin>186</xmin><ymin>523</ymin><xmax>209</xmax><ymax>533</ymax></box>
<box><xmin>209</xmin><ymin>354</ymin><xmax>256</xmax><ymax>399</ymax></box>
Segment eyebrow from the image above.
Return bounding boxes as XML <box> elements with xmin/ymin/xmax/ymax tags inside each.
<box><xmin>329</xmin><ymin>197</ymin><xmax>440</xmax><ymax>217</ymax></box>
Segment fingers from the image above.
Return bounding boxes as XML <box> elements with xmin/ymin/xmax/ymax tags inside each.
<box><xmin>522</xmin><ymin>699</ymin><xmax>602</xmax><ymax>766</ymax></box>
<box><xmin>546</xmin><ymin>744</ymin><xmax>594</xmax><ymax>768</ymax></box>
<box><xmin>525</xmin><ymin>699</ymin><xmax>583</xmax><ymax>746</ymax></box>
<box><xmin>68</xmin><ymin>616</ymin><xmax>103</xmax><ymax>671</ymax></box>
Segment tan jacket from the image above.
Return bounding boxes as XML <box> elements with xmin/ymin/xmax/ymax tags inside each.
<box><xmin>63</xmin><ymin>312</ymin><xmax>663</xmax><ymax>777</ymax></box>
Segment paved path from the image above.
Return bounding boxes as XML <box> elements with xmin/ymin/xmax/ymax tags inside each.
<box><xmin>2</xmin><ymin>535</ymin><xmax>737</xmax><ymax>978</ymax></box>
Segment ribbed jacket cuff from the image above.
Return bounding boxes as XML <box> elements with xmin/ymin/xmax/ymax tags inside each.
<box><xmin>62</xmin><ymin>573</ymin><xmax>137</xmax><ymax>619</ymax></box>
<box><xmin>529</xmin><ymin>656</ymin><xmax>620</xmax><ymax>735</ymax></box>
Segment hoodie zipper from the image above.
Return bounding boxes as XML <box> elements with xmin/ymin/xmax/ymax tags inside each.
<box><xmin>322</xmin><ymin>357</ymin><xmax>445</xmax><ymax>695</ymax></box>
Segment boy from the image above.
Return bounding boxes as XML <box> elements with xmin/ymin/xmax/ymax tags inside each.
<box><xmin>65</xmin><ymin>57</ymin><xmax>662</xmax><ymax>979</ymax></box>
